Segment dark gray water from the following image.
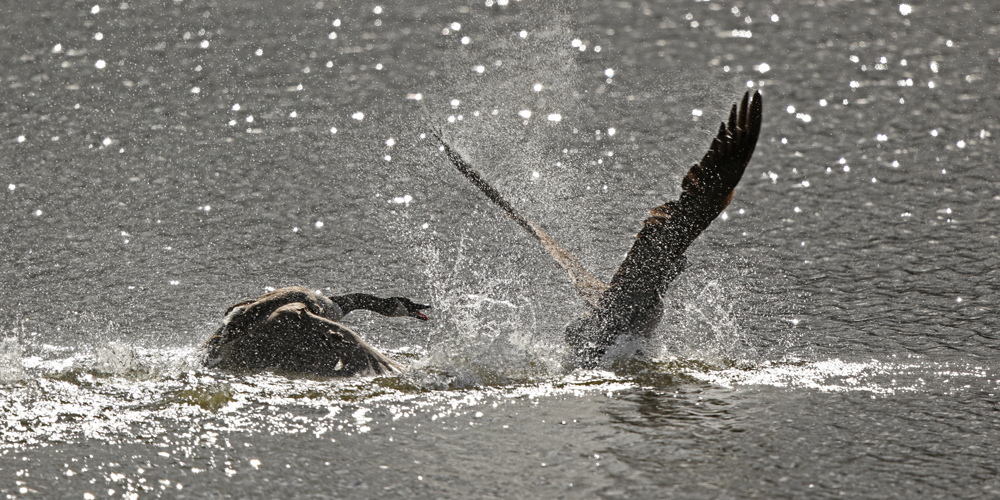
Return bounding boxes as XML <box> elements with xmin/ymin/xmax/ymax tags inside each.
<box><xmin>3</xmin><ymin>0</ymin><xmax>999</xmax><ymax>498</ymax></box>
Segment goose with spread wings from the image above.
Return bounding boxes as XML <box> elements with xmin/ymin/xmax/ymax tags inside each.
<box><xmin>434</xmin><ymin>91</ymin><xmax>762</xmax><ymax>366</ymax></box>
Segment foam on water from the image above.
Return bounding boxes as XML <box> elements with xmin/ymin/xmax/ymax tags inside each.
<box><xmin>0</xmin><ymin>340</ymin><xmax>635</xmax><ymax>454</ymax></box>
<box><xmin>685</xmin><ymin>356</ymin><xmax>996</xmax><ymax>396</ymax></box>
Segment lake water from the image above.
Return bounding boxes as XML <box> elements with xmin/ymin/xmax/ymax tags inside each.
<box><xmin>2</xmin><ymin>0</ymin><xmax>999</xmax><ymax>498</ymax></box>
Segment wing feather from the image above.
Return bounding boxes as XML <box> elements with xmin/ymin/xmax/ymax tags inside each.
<box><xmin>433</xmin><ymin>131</ymin><xmax>608</xmax><ymax>308</ymax></box>
<box><xmin>604</xmin><ymin>91</ymin><xmax>762</xmax><ymax>302</ymax></box>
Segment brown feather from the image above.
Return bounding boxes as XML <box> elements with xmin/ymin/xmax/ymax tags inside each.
<box><xmin>432</xmin><ymin>130</ymin><xmax>608</xmax><ymax>308</ymax></box>
<box><xmin>604</xmin><ymin>90</ymin><xmax>762</xmax><ymax>303</ymax></box>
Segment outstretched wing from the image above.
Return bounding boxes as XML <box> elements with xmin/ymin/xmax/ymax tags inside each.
<box><xmin>432</xmin><ymin>131</ymin><xmax>609</xmax><ymax>308</ymax></box>
<box><xmin>604</xmin><ymin>91</ymin><xmax>763</xmax><ymax>301</ymax></box>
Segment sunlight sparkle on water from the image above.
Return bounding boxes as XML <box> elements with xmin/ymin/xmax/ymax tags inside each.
<box><xmin>899</xmin><ymin>3</ymin><xmax>912</xmax><ymax>15</ymax></box>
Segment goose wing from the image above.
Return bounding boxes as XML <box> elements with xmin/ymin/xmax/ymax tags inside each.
<box><xmin>604</xmin><ymin>91</ymin><xmax>762</xmax><ymax>302</ymax></box>
<box><xmin>433</xmin><ymin>130</ymin><xmax>609</xmax><ymax>308</ymax></box>
<box><xmin>262</xmin><ymin>303</ymin><xmax>403</xmax><ymax>376</ymax></box>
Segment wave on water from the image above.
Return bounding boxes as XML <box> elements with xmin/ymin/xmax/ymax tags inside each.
<box><xmin>684</xmin><ymin>356</ymin><xmax>996</xmax><ymax>396</ymax></box>
<box><xmin>0</xmin><ymin>335</ymin><xmax>636</xmax><ymax>454</ymax></box>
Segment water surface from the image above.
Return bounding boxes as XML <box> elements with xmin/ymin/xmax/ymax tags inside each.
<box><xmin>2</xmin><ymin>0</ymin><xmax>999</xmax><ymax>498</ymax></box>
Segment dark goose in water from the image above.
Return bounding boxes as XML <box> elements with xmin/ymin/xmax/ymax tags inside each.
<box><xmin>435</xmin><ymin>91</ymin><xmax>763</xmax><ymax>366</ymax></box>
<box><xmin>204</xmin><ymin>286</ymin><xmax>429</xmax><ymax>376</ymax></box>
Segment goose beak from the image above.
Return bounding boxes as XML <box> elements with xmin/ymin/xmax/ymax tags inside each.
<box><xmin>411</xmin><ymin>303</ymin><xmax>431</xmax><ymax>321</ymax></box>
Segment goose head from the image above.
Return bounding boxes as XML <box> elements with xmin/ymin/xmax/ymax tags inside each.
<box><xmin>389</xmin><ymin>297</ymin><xmax>431</xmax><ymax>321</ymax></box>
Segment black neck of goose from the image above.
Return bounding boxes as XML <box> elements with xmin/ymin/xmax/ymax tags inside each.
<box><xmin>329</xmin><ymin>293</ymin><xmax>395</xmax><ymax>317</ymax></box>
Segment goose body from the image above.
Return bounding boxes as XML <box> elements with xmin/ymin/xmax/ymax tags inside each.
<box><xmin>204</xmin><ymin>286</ymin><xmax>429</xmax><ymax>377</ymax></box>
<box><xmin>435</xmin><ymin>91</ymin><xmax>763</xmax><ymax>366</ymax></box>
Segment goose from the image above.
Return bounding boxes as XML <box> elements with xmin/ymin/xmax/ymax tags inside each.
<box><xmin>203</xmin><ymin>286</ymin><xmax>430</xmax><ymax>376</ymax></box>
<box><xmin>434</xmin><ymin>91</ymin><xmax>763</xmax><ymax>367</ymax></box>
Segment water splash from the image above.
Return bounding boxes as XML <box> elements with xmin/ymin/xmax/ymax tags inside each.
<box><xmin>410</xmin><ymin>242</ymin><xmax>565</xmax><ymax>389</ymax></box>
<box><xmin>0</xmin><ymin>337</ymin><xmax>27</xmax><ymax>383</ymax></box>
